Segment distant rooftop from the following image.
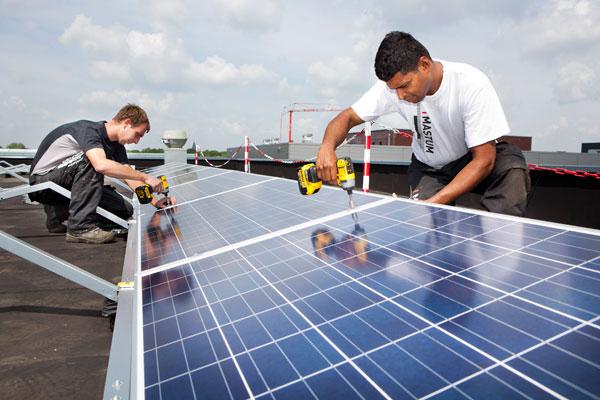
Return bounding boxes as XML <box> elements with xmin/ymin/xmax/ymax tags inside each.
<box><xmin>2</xmin><ymin>145</ymin><xmax>600</xmax><ymax>172</ymax></box>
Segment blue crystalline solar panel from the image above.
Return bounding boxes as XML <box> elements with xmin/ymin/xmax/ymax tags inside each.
<box><xmin>583</xmin><ymin>257</ymin><xmax>600</xmax><ymax>272</ymax></box>
<box><xmin>141</xmin><ymin>162</ymin><xmax>192</xmax><ymax>175</ymax></box>
<box><xmin>166</xmin><ymin>171</ymin><xmax>272</xmax><ymax>204</ymax></box>
<box><xmin>136</xmin><ymin>165</ymin><xmax>600</xmax><ymax>400</ymax></box>
<box><xmin>165</xmin><ymin>167</ymin><xmax>233</xmax><ymax>186</ymax></box>
<box><xmin>139</xmin><ymin>176</ymin><xmax>383</xmax><ymax>270</ymax></box>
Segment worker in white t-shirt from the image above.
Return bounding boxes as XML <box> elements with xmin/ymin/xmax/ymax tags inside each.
<box><xmin>316</xmin><ymin>31</ymin><xmax>530</xmax><ymax>216</ymax></box>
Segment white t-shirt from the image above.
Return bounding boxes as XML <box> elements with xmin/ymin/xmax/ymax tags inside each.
<box><xmin>352</xmin><ymin>60</ymin><xmax>509</xmax><ymax>169</ymax></box>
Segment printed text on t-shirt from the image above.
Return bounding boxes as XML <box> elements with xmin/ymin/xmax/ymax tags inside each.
<box><xmin>414</xmin><ymin>111</ymin><xmax>434</xmax><ymax>154</ymax></box>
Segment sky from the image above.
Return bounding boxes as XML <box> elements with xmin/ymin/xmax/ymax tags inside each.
<box><xmin>1</xmin><ymin>0</ymin><xmax>599</xmax><ymax>152</ymax></box>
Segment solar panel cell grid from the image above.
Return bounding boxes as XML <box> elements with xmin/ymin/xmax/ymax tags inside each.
<box><xmin>164</xmin><ymin>172</ymin><xmax>272</xmax><ymax>206</ymax></box>
<box><xmin>167</xmin><ymin>167</ymin><xmax>228</xmax><ymax>184</ymax></box>
<box><xmin>141</xmin><ymin>163</ymin><xmax>196</xmax><ymax>176</ymax></box>
<box><xmin>135</xmin><ymin>166</ymin><xmax>600</xmax><ymax>399</ymax></box>
<box><xmin>139</xmin><ymin>179</ymin><xmax>384</xmax><ymax>271</ymax></box>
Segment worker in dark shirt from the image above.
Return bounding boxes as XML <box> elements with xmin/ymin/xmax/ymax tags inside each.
<box><xmin>29</xmin><ymin>104</ymin><xmax>173</xmax><ymax>244</ymax></box>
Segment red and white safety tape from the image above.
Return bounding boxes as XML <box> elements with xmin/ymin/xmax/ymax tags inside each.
<box><xmin>196</xmin><ymin>129</ymin><xmax>599</xmax><ymax>182</ymax></box>
<box><xmin>248</xmin><ymin>140</ymin><xmax>314</xmax><ymax>164</ymax></box>
<box><xmin>196</xmin><ymin>145</ymin><xmax>243</xmax><ymax>168</ymax></box>
<box><xmin>528</xmin><ymin>164</ymin><xmax>600</xmax><ymax>180</ymax></box>
<box><xmin>371</xmin><ymin>121</ymin><xmax>413</xmax><ymax>139</ymax></box>
<box><xmin>246</xmin><ymin>129</ymin><xmax>369</xmax><ymax>165</ymax></box>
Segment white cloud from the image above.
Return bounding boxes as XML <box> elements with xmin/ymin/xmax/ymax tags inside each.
<box><xmin>59</xmin><ymin>15</ymin><xmax>127</xmax><ymax>54</ymax></box>
<box><xmin>308</xmin><ymin>57</ymin><xmax>359</xmax><ymax>84</ymax></box>
<box><xmin>186</xmin><ymin>56</ymin><xmax>275</xmax><ymax>85</ymax></box>
<box><xmin>2</xmin><ymin>95</ymin><xmax>26</xmax><ymax>112</ymax></box>
<box><xmin>239</xmin><ymin>64</ymin><xmax>275</xmax><ymax>82</ymax></box>
<box><xmin>59</xmin><ymin>15</ymin><xmax>274</xmax><ymax>88</ymax></box>
<box><xmin>217</xmin><ymin>120</ymin><xmax>244</xmax><ymax>135</ymax></box>
<box><xmin>555</xmin><ymin>61</ymin><xmax>598</xmax><ymax>103</ymax></box>
<box><xmin>308</xmin><ymin>56</ymin><xmax>360</xmax><ymax>98</ymax></box>
<box><xmin>540</xmin><ymin>114</ymin><xmax>597</xmax><ymax>152</ymax></box>
<box><xmin>350</xmin><ymin>11</ymin><xmax>383</xmax><ymax>55</ymax></box>
<box><xmin>4</xmin><ymin>1</ymin><xmax>599</xmax><ymax>152</ymax></box>
<box><xmin>147</xmin><ymin>0</ymin><xmax>186</xmax><ymax>30</ymax></box>
<box><xmin>126</xmin><ymin>31</ymin><xmax>168</xmax><ymax>58</ymax></box>
<box><xmin>0</xmin><ymin>94</ymin><xmax>51</xmax><ymax>144</ymax></box>
<box><xmin>276</xmin><ymin>77</ymin><xmax>303</xmax><ymax>98</ymax></box>
<box><xmin>79</xmin><ymin>90</ymin><xmax>174</xmax><ymax>114</ymax></box>
<box><xmin>374</xmin><ymin>0</ymin><xmax>525</xmax><ymax>28</ymax></box>
<box><xmin>90</xmin><ymin>61</ymin><xmax>130</xmax><ymax>81</ymax></box>
<box><xmin>211</xmin><ymin>0</ymin><xmax>282</xmax><ymax>32</ymax></box>
<box><xmin>186</xmin><ymin>57</ymin><xmax>239</xmax><ymax>84</ymax></box>
<box><xmin>61</xmin><ymin>15</ymin><xmax>174</xmax><ymax>60</ymax></box>
<box><xmin>511</xmin><ymin>0</ymin><xmax>600</xmax><ymax>54</ymax></box>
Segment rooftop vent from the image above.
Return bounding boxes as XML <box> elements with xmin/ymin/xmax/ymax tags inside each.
<box><xmin>162</xmin><ymin>130</ymin><xmax>187</xmax><ymax>149</ymax></box>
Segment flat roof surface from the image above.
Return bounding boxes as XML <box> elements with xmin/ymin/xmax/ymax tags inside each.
<box><xmin>0</xmin><ymin>177</ymin><xmax>125</xmax><ymax>400</ymax></box>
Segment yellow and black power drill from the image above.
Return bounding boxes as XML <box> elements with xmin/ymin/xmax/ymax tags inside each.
<box><xmin>135</xmin><ymin>175</ymin><xmax>171</xmax><ymax>205</ymax></box>
<box><xmin>297</xmin><ymin>157</ymin><xmax>356</xmax><ymax>211</ymax></box>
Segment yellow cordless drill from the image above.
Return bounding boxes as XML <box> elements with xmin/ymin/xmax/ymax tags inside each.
<box><xmin>297</xmin><ymin>157</ymin><xmax>356</xmax><ymax>211</ymax></box>
<box><xmin>135</xmin><ymin>175</ymin><xmax>170</xmax><ymax>205</ymax></box>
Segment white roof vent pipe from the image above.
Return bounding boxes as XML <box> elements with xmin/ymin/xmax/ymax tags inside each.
<box><xmin>162</xmin><ymin>130</ymin><xmax>188</xmax><ymax>148</ymax></box>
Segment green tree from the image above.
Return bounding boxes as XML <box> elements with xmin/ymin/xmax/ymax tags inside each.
<box><xmin>186</xmin><ymin>146</ymin><xmax>227</xmax><ymax>157</ymax></box>
<box><xmin>6</xmin><ymin>142</ymin><xmax>27</xmax><ymax>149</ymax></box>
<box><xmin>203</xmin><ymin>150</ymin><xmax>228</xmax><ymax>157</ymax></box>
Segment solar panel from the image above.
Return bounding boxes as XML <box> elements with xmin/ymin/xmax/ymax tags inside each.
<box><xmin>129</xmin><ymin>164</ymin><xmax>600</xmax><ymax>400</ymax></box>
<box><xmin>141</xmin><ymin>162</ymin><xmax>198</xmax><ymax>177</ymax></box>
<box><xmin>165</xmin><ymin>168</ymin><xmax>232</xmax><ymax>187</ymax></box>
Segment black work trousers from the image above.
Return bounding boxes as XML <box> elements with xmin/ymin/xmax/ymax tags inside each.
<box><xmin>407</xmin><ymin>142</ymin><xmax>531</xmax><ymax>216</ymax></box>
<box><xmin>29</xmin><ymin>157</ymin><xmax>133</xmax><ymax>232</ymax></box>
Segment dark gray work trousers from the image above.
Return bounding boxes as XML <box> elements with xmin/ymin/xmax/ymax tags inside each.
<box><xmin>28</xmin><ymin>157</ymin><xmax>133</xmax><ymax>232</ymax></box>
<box><xmin>408</xmin><ymin>142</ymin><xmax>531</xmax><ymax>216</ymax></box>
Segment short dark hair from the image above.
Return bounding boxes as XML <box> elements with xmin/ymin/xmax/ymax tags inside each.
<box><xmin>374</xmin><ymin>31</ymin><xmax>431</xmax><ymax>81</ymax></box>
<box><xmin>113</xmin><ymin>103</ymin><xmax>150</xmax><ymax>132</ymax></box>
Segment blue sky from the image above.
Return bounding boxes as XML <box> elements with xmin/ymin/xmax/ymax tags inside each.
<box><xmin>1</xmin><ymin>0</ymin><xmax>599</xmax><ymax>152</ymax></box>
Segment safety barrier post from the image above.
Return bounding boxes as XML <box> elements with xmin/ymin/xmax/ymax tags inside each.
<box><xmin>244</xmin><ymin>136</ymin><xmax>250</xmax><ymax>173</ymax></box>
<box><xmin>363</xmin><ymin>122</ymin><xmax>371</xmax><ymax>192</ymax></box>
<box><xmin>195</xmin><ymin>145</ymin><xmax>199</xmax><ymax>165</ymax></box>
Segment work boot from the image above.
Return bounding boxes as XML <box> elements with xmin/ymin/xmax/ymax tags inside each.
<box><xmin>44</xmin><ymin>204</ymin><xmax>69</xmax><ymax>233</ymax></box>
<box><xmin>96</xmin><ymin>221</ymin><xmax>128</xmax><ymax>237</ymax></box>
<box><xmin>66</xmin><ymin>227</ymin><xmax>115</xmax><ymax>244</ymax></box>
<box><xmin>47</xmin><ymin>222</ymin><xmax>67</xmax><ymax>234</ymax></box>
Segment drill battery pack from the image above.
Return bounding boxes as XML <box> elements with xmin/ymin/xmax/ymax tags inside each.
<box><xmin>297</xmin><ymin>163</ymin><xmax>322</xmax><ymax>195</ymax></box>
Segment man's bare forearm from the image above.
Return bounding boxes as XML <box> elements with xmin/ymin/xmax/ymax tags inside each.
<box><xmin>427</xmin><ymin>157</ymin><xmax>493</xmax><ymax>204</ymax></box>
<box><xmin>427</xmin><ymin>141</ymin><xmax>496</xmax><ymax>205</ymax></box>
<box><xmin>85</xmin><ymin>148</ymin><xmax>163</xmax><ymax>194</ymax></box>
<box><xmin>317</xmin><ymin>108</ymin><xmax>364</xmax><ymax>182</ymax></box>
<box><xmin>95</xmin><ymin>158</ymin><xmax>149</xmax><ymax>182</ymax></box>
<box><xmin>321</xmin><ymin>108</ymin><xmax>364</xmax><ymax>149</ymax></box>
<box><xmin>322</xmin><ymin>115</ymin><xmax>351</xmax><ymax>149</ymax></box>
<box><xmin>125</xmin><ymin>178</ymin><xmax>145</xmax><ymax>191</ymax></box>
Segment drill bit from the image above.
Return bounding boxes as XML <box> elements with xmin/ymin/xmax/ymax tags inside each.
<box><xmin>347</xmin><ymin>190</ymin><xmax>355</xmax><ymax>210</ymax></box>
<box><xmin>347</xmin><ymin>190</ymin><xmax>358</xmax><ymax>223</ymax></box>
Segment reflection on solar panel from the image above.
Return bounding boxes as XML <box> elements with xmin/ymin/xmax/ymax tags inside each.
<box><xmin>131</xmin><ymin>163</ymin><xmax>600</xmax><ymax>400</ymax></box>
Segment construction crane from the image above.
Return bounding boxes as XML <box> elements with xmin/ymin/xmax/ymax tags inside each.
<box><xmin>280</xmin><ymin>103</ymin><xmax>343</xmax><ymax>143</ymax></box>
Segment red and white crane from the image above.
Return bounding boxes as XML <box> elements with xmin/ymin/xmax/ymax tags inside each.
<box><xmin>279</xmin><ymin>103</ymin><xmax>343</xmax><ymax>143</ymax></box>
